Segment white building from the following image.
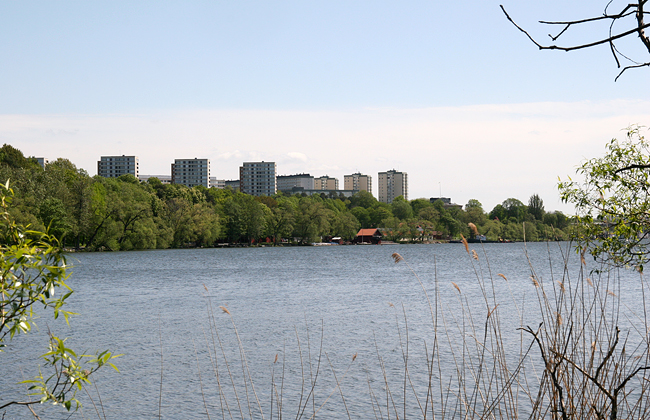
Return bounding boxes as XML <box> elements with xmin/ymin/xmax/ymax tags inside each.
<box><xmin>171</xmin><ymin>158</ymin><xmax>210</xmax><ymax>188</ymax></box>
<box><xmin>240</xmin><ymin>161</ymin><xmax>276</xmax><ymax>196</ymax></box>
<box><xmin>378</xmin><ymin>169</ymin><xmax>408</xmax><ymax>204</ymax></box>
<box><xmin>97</xmin><ymin>155</ymin><xmax>139</xmax><ymax>179</ymax></box>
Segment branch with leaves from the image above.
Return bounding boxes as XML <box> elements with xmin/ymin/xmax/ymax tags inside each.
<box><xmin>559</xmin><ymin>125</ymin><xmax>650</xmax><ymax>269</ymax></box>
<box><xmin>0</xmin><ymin>181</ymin><xmax>120</xmax><ymax>413</ymax></box>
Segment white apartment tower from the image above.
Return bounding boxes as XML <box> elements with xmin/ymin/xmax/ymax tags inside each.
<box><xmin>171</xmin><ymin>158</ymin><xmax>210</xmax><ymax>188</ymax></box>
<box><xmin>344</xmin><ymin>173</ymin><xmax>372</xmax><ymax>194</ymax></box>
<box><xmin>378</xmin><ymin>169</ymin><xmax>408</xmax><ymax>204</ymax></box>
<box><xmin>97</xmin><ymin>155</ymin><xmax>139</xmax><ymax>179</ymax></box>
<box><xmin>240</xmin><ymin>161</ymin><xmax>277</xmax><ymax>196</ymax></box>
<box><xmin>314</xmin><ymin>176</ymin><xmax>338</xmax><ymax>190</ymax></box>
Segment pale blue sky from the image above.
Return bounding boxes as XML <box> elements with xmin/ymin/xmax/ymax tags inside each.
<box><xmin>1</xmin><ymin>1</ymin><xmax>649</xmax><ymax>213</ymax></box>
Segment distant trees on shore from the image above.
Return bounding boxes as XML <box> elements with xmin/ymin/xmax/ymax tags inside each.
<box><xmin>0</xmin><ymin>144</ymin><xmax>570</xmax><ymax>250</ymax></box>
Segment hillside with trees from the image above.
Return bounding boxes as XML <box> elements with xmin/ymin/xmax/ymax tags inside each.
<box><xmin>0</xmin><ymin>144</ymin><xmax>571</xmax><ymax>250</ymax></box>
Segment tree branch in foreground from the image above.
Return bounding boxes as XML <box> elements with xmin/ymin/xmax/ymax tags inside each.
<box><xmin>500</xmin><ymin>2</ymin><xmax>650</xmax><ymax>80</ymax></box>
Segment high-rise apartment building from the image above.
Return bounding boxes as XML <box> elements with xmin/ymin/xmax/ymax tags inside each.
<box><xmin>314</xmin><ymin>176</ymin><xmax>338</xmax><ymax>190</ymax></box>
<box><xmin>240</xmin><ymin>161</ymin><xmax>276</xmax><ymax>196</ymax></box>
<box><xmin>171</xmin><ymin>158</ymin><xmax>210</xmax><ymax>188</ymax></box>
<box><xmin>210</xmin><ymin>178</ymin><xmax>226</xmax><ymax>189</ymax></box>
<box><xmin>225</xmin><ymin>180</ymin><xmax>241</xmax><ymax>191</ymax></box>
<box><xmin>35</xmin><ymin>157</ymin><xmax>49</xmax><ymax>169</ymax></box>
<box><xmin>276</xmin><ymin>173</ymin><xmax>314</xmax><ymax>193</ymax></box>
<box><xmin>378</xmin><ymin>169</ymin><xmax>408</xmax><ymax>204</ymax></box>
<box><xmin>344</xmin><ymin>173</ymin><xmax>372</xmax><ymax>194</ymax></box>
<box><xmin>97</xmin><ymin>155</ymin><xmax>139</xmax><ymax>179</ymax></box>
<box><xmin>139</xmin><ymin>175</ymin><xmax>172</xmax><ymax>184</ymax></box>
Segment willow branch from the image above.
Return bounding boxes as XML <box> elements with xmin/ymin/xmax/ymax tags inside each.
<box><xmin>613</xmin><ymin>163</ymin><xmax>650</xmax><ymax>174</ymax></box>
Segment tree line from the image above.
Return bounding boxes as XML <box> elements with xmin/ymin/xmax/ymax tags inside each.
<box><xmin>0</xmin><ymin>144</ymin><xmax>571</xmax><ymax>250</ymax></box>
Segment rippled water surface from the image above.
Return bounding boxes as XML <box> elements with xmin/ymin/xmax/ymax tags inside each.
<box><xmin>1</xmin><ymin>243</ymin><xmax>645</xmax><ymax>419</ymax></box>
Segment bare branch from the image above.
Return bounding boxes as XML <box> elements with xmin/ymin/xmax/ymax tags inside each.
<box><xmin>501</xmin><ymin>2</ymin><xmax>650</xmax><ymax>78</ymax></box>
<box><xmin>540</xmin><ymin>9</ymin><xmax>637</xmax><ymax>26</ymax></box>
<box><xmin>500</xmin><ymin>5</ymin><xmax>545</xmax><ymax>49</ymax></box>
<box><xmin>616</xmin><ymin>61</ymin><xmax>650</xmax><ymax>79</ymax></box>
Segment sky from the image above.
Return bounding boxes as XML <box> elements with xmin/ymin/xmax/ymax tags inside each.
<box><xmin>1</xmin><ymin>0</ymin><xmax>649</xmax><ymax>214</ymax></box>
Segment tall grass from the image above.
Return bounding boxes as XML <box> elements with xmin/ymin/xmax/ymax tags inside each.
<box><xmin>182</xmin><ymin>240</ymin><xmax>650</xmax><ymax>420</ymax></box>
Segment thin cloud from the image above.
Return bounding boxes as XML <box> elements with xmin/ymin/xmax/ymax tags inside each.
<box><xmin>286</xmin><ymin>152</ymin><xmax>308</xmax><ymax>162</ymax></box>
<box><xmin>217</xmin><ymin>150</ymin><xmax>243</xmax><ymax>160</ymax></box>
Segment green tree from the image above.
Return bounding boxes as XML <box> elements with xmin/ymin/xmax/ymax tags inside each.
<box><xmin>0</xmin><ymin>182</ymin><xmax>119</xmax><ymax>412</ymax></box>
<box><xmin>368</xmin><ymin>204</ymin><xmax>393</xmax><ymax>227</ymax></box>
<box><xmin>38</xmin><ymin>197</ymin><xmax>73</xmax><ymax>241</ymax></box>
<box><xmin>264</xmin><ymin>198</ymin><xmax>295</xmax><ymax>244</ymax></box>
<box><xmin>464</xmin><ymin>199</ymin><xmax>487</xmax><ymax>226</ymax></box>
<box><xmin>418</xmin><ymin>206</ymin><xmax>440</xmax><ymax>224</ymax></box>
<box><xmin>483</xmin><ymin>219</ymin><xmax>505</xmax><ymax>241</ymax></box>
<box><xmin>489</xmin><ymin>204</ymin><xmax>507</xmax><ymax>221</ymax></box>
<box><xmin>331</xmin><ymin>211</ymin><xmax>361</xmax><ymax>241</ymax></box>
<box><xmin>528</xmin><ymin>194</ymin><xmax>545</xmax><ymax>221</ymax></box>
<box><xmin>410</xmin><ymin>198</ymin><xmax>432</xmax><ymax>215</ymax></box>
<box><xmin>351</xmin><ymin>206</ymin><xmax>371</xmax><ymax>228</ymax></box>
<box><xmin>381</xmin><ymin>216</ymin><xmax>406</xmax><ymax>242</ymax></box>
<box><xmin>502</xmin><ymin>198</ymin><xmax>527</xmax><ymax>222</ymax></box>
<box><xmin>348</xmin><ymin>191</ymin><xmax>377</xmax><ymax>209</ymax></box>
<box><xmin>559</xmin><ymin>126</ymin><xmax>650</xmax><ymax>268</ymax></box>
<box><xmin>293</xmin><ymin>198</ymin><xmax>332</xmax><ymax>244</ymax></box>
<box><xmin>543</xmin><ymin>211</ymin><xmax>569</xmax><ymax>230</ymax></box>
<box><xmin>0</xmin><ymin>144</ymin><xmax>40</xmax><ymax>170</ymax></box>
<box><xmin>391</xmin><ymin>196</ymin><xmax>413</xmax><ymax>220</ymax></box>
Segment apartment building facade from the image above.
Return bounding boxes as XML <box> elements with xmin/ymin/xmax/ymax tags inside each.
<box><xmin>314</xmin><ymin>175</ymin><xmax>338</xmax><ymax>190</ymax></box>
<box><xmin>171</xmin><ymin>158</ymin><xmax>210</xmax><ymax>188</ymax></box>
<box><xmin>210</xmin><ymin>178</ymin><xmax>226</xmax><ymax>189</ymax></box>
<box><xmin>378</xmin><ymin>169</ymin><xmax>408</xmax><ymax>204</ymax></box>
<box><xmin>276</xmin><ymin>173</ymin><xmax>315</xmax><ymax>193</ymax></box>
<box><xmin>97</xmin><ymin>155</ymin><xmax>139</xmax><ymax>179</ymax></box>
<box><xmin>344</xmin><ymin>173</ymin><xmax>372</xmax><ymax>194</ymax></box>
<box><xmin>35</xmin><ymin>157</ymin><xmax>49</xmax><ymax>169</ymax></box>
<box><xmin>139</xmin><ymin>175</ymin><xmax>172</xmax><ymax>184</ymax></box>
<box><xmin>225</xmin><ymin>179</ymin><xmax>241</xmax><ymax>191</ymax></box>
<box><xmin>240</xmin><ymin>161</ymin><xmax>277</xmax><ymax>196</ymax></box>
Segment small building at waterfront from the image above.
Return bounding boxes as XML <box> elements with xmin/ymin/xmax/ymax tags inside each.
<box><xmin>354</xmin><ymin>228</ymin><xmax>382</xmax><ymax>244</ymax></box>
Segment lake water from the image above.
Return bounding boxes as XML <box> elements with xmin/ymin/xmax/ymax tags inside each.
<box><xmin>1</xmin><ymin>242</ymin><xmax>646</xmax><ymax>419</ymax></box>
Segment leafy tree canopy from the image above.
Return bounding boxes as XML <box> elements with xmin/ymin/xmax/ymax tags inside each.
<box><xmin>560</xmin><ymin>126</ymin><xmax>650</xmax><ymax>269</ymax></box>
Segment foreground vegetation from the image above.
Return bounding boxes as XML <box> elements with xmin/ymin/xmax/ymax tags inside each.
<box><xmin>0</xmin><ymin>144</ymin><xmax>569</xmax><ymax>251</ymax></box>
<box><xmin>0</xmin><ymin>182</ymin><xmax>119</xmax><ymax>414</ymax></box>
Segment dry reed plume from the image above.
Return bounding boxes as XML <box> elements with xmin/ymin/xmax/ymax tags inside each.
<box><xmin>468</xmin><ymin>222</ymin><xmax>478</xmax><ymax>236</ymax></box>
<box><xmin>460</xmin><ymin>234</ymin><xmax>469</xmax><ymax>254</ymax></box>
